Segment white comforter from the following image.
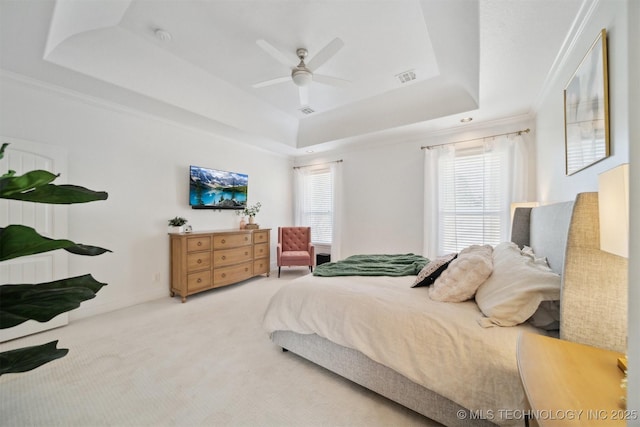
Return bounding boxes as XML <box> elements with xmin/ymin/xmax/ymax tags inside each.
<box><xmin>263</xmin><ymin>273</ymin><xmax>545</xmax><ymax>426</ymax></box>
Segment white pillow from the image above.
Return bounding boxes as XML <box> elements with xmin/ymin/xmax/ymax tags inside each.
<box><xmin>428</xmin><ymin>245</ymin><xmax>493</xmax><ymax>302</ymax></box>
<box><xmin>475</xmin><ymin>242</ymin><xmax>561</xmax><ymax>327</ymax></box>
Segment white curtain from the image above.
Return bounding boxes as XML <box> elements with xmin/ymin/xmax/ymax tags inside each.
<box><xmin>293</xmin><ymin>166</ymin><xmax>309</xmax><ymax>227</ymax></box>
<box><xmin>329</xmin><ymin>161</ymin><xmax>343</xmax><ymax>261</ymax></box>
<box><xmin>423</xmin><ymin>133</ymin><xmax>528</xmax><ymax>259</ymax></box>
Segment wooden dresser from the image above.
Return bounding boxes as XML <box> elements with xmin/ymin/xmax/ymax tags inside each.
<box><xmin>169</xmin><ymin>228</ymin><xmax>270</xmax><ymax>302</ymax></box>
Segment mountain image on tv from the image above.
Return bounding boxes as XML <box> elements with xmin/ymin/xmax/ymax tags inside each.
<box><xmin>189</xmin><ymin>165</ymin><xmax>248</xmax><ymax>209</ymax></box>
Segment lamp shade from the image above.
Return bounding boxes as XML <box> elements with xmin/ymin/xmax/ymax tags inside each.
<box><xmin>598</xmin><ymin>163</ymin><xmax>629</xmax><ymax>257</ymax></box>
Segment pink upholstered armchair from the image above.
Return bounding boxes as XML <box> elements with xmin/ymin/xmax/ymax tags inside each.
<box><xmin>277</xmin><ymin>227</ymin><xmax>315</xmax><ymax>277</ymax></box>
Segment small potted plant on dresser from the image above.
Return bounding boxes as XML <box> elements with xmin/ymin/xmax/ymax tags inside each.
<box><xmin>240</xmin><ymin>202</ymin><xmax>261</xmax><ymax>229</ymax></box>
<box><xmin>168</xmin><ymin>216</ymin><xmax>188</xmax><ymax>233</ymax></box>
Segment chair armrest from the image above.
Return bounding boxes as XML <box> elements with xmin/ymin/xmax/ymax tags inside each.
<box><xmin>308</xmin><ymin>243</ymin><xmax>315</xmax><ymax>265</ymax></box>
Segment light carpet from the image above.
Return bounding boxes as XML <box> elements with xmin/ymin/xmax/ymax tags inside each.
<box><xmin>0</xmin><ymin>269</ymin><xmax>442</xmax><ymax>427</ymax></box>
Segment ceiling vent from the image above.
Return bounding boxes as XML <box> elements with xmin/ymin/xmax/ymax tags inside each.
<box><xmin>299</xmin><ymin>106</ymin><xmax>315</xmax><ymax>115</ymax></box>
<box><xmin>396</xmin><ymin>70</ymin><xmax>416</xmax><ymax>84</ymax></box>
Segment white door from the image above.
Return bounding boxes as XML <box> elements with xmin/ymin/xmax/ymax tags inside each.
<box><xmin>0</xmin><ymin>137</ymin><xmax>69</xmax><ymax>342</ymax></box>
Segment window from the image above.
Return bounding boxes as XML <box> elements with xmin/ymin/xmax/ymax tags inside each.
<box><xmin>438</xmin><ymin>145</ymin><xmax>504</xmax><ymax>253</ymax></box>
<box><xmin>298</xmin><ymin>168</ymin><xmax>333</xmax><ymax>244</ymax></box>
<box><xmin>424</xmin><ymin>133</ymin><xmax>527</xmax><ymax>257</ymax></box>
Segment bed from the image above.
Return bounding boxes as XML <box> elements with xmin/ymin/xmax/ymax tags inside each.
<box><xmin>262</xmin><ymin>192</ymin><xmax>628</xmax><ymax>427</ymax></box>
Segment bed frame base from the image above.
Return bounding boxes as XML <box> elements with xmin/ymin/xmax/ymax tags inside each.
<box><xmin>272</xmin><ymin>330</ymin><xmax>496</xmax><ymax>427</ymax></box>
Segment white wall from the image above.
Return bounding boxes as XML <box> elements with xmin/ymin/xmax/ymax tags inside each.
<box><xmin>624</xmin><ymin>0</ymin><xmax>639</xmax><ymax>415</ymax></box>
<box><xmin>534</xmin><ymin>0</ymin><xmax>637</xmax><ymax>412</ymax></box>
<box><xmin>535</xmin><ymin>0</ymin><xmax>630</xmax><ymax>202</ymax></box>
<box><xmin>0</xmin><ymin>74</ymin><xmax>293</xmax><ymax>319</ymax></box>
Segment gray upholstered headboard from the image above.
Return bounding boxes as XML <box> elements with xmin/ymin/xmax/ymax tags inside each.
<box><xmin>511</xmin><ymin>200</ymin><xmax>574</xmax><ymax>275</ymax></box>
<box><xmin>512</xmin><ymin>192</ymin><xmax>628</xmax><ymax>353</ymax></box>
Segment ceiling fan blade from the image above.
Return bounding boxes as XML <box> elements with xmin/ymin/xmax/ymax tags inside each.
<box><xmin>256</xmin><ymin>39</ymin><xmax>296</xmax><ymax>68</ymax></box>
<box><xmin>313</xmin><ymin>74</ymin><xmax>351</xmax><ymax>88</ymax></box>
<box><xmin>252</xmin><ymin>76</ymin><xmax>291</xmax><ymax>88</ymax></box>
<box><xmin>306</xmin><ymin>37</ymin><xmax>344</xmax><ymax>71</ymax></box>
<box><xmin>299</xmin><ymin>86</ymin><xmax>309</xmax><ymax>106</ymax></box>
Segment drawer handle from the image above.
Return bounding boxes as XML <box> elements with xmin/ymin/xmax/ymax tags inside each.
<box><xmin>221</xmin><ymin>239</ymin><xmax>226</xmax><ymax>244</ymax></box>
<box><xmin>197</xmin><ymin>242</ymin><xmax>202</xmax><ymax>246</ymax></box>
<box><xmin>197</xmin><ymin>259</ymin><xmax>202</xmax><ymax>264</ymax></box>
<box><xmin>222</xmin><ymin>256</ymin><xmax>226</xmax><ymax>260</ymax></box>
<box><xmin>245</xmin><ymin>251</ymin><xmax>248</xmax><ymax>256</ymax></box>
<box><xmin>245</xmin><ymin>268</ymin><xmax>248</xmax><ymax>272</ymax></box>
<box><xmin>197</xmin><ymin>278</ymin><xmax>202</xmax><ymax>283</ymax></box>
<box><xmin>222</xmin><ymin>273</ymin><xmax>226</xmax><ymax>278</ymax></box>
<box><xmin>245</xmin><ymin>237</ymin><xmax>249</xmax><ymax>241</ymax></box>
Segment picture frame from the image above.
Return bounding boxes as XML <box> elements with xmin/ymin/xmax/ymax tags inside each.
<box><xmin>564</xmin><ymin>29</ymin><xmax>609</xmax><ymax>176</ymax></box>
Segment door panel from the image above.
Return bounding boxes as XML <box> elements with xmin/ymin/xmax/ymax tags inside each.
<box><xmin>0</xmin><ymin>138</ymin><xmax>69</xmax><ymax>342</ymax></box>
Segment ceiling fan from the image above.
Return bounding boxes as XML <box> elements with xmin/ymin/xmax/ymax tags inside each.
<box><xmin>252</xmin><ymin>37</ymin><xmax>350</xmax><ymax>106</ymax></box>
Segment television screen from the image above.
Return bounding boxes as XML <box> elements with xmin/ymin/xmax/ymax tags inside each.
<box><xmin>189</xmin><ymin>165</ymin><xmax>248</xmax><ymax>209</ymax></box>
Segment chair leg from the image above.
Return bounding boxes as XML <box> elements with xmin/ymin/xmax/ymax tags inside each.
<box><xmin>310</xmin><ymin>265</ymin><xmax>313</xmax><ymax>272</ymax></box>
<box><xmin>278</xmin><ymin>266</ymin><xmax>281</xmax><ymax>278</ymax></box>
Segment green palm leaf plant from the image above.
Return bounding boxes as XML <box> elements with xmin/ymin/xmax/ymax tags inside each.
<box><xmin>0</xmin><ymin>143</ymin><xmax>110</xmax><ymax>376</ymax></box>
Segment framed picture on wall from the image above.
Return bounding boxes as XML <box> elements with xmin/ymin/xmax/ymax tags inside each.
<box><xmin>563</xmin><ymin>28</ymin><xmax>609</xmax><ymax>176</ymax></box>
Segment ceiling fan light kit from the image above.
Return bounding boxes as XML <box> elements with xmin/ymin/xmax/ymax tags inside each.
<box><xmin>292</xmin><ymin>69</ymin><xmax>312</xmax><ymax>87</ymax></box>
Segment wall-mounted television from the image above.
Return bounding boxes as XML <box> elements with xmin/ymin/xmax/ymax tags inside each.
<box><xmin>189</xmin><ymin>165</ymin><xmax>248</xmax><ymax>210</ymax></box>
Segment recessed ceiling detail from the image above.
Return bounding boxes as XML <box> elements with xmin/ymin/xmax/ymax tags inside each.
<box><xmin>0</xmin><ymin>0</ymin><xmax>584</xmax><ymax>154</ymax></box>
<box><xmin>40</xmin><ymin>0</ymin><xmax>479</xmax><ymax>149</ymax></box>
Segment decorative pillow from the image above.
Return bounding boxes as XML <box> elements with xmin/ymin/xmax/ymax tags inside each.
<box><xmin>412</xmin><ymin>253</ymin><xmax>457</xmax><ymax>288</ymax></box>
<box><xmin>475</xmin><ymin>242</ymin><xmax>561</xmax><ymax>327</ymax></box>
<box><xmin>428</xmin><ymin>245</ymin><xmax>493</xmax><ymax>302</ymax></box>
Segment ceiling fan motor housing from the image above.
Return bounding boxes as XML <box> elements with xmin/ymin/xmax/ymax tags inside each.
<box><xmin>292</xmin><ymin>48</ymin><xmax>312</xmax><ymax>86</ymax></box>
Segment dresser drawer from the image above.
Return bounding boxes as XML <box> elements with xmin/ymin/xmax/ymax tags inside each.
<box><xmin>187</xmin><ymin>236</ymin><xmax>211</xmax><ymax>252</ymax></box>
<box><xmin>213</xmin><ymin>233</ymin><xmax>251</xmax><ymax>249</ymax></box>
<box><xmin>254</xmin><ymin>242</ymin><xmax>269</xmax><ymax>259</ymax></box>
<box><xmin>254</xmin><ymin>258</ymin><xmax>269</xmax><ymax>275</ymax></box>
<box><xmin>187</xmin><ymin>270</ymin><xmax>211</xmax><ymax>292</ymax></box>
<box><xmin>214</xmin><ymin>262</ymin><xmax>252</xmax><ymax>287</ymax></box>
<box><xmin>214</xmin><ymin>246</ymin><xmax>253</xmax><ymax>267</ymax></box>
<box><xmin>253</xmin><ymin>230</ymin><xmax>269</xmax><ymax>244</ymax></box>
<box><xmin>187</xmin><ymin>252</ymin><xmax>211</xmax><ymax>272</ymax></box>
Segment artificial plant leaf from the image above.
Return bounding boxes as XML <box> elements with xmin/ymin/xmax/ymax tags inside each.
<box><xmin>0</xmin><ymin>274</ymin><xmax>107</xmax><ymax>329</ymax></box>
<box><xmin>0</xmin><ymin>142</ymin><xmax>8</xmax><ymax>159</ymax></box>
<box><xmin>0</xmin><ymin>340</ymin><xmax>69</xmax><ymax>376</ymax></box>
<box><xmin>64</xmin><ymin>244</ymin><xmax>111</xmax><ymax>256</ymax></box>
<box><xmin>0</xmin><ymin>169</ymin><xmax>58</xmax><ymax>197</ymax></box>
<box><xmin>0</xmin><ymin>225</ymin><xmax>111</xmax><ymax>261</ymax></box>
<box><xmin>0</xmin><ymin>172</ymin><xmax>108</xmax><ymax>204</ymax></box>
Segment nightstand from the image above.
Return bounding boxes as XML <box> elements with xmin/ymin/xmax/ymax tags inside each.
<box><xmin>517</xmin><ymin>332</ymin><xmax>629</xmax><ymax>426</ymax></box>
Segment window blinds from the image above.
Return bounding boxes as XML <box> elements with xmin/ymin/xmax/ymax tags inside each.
<box><xmin>438</xmin><ymin>146</ymin><xmax>504</xmax><ymax>253</ymax></box>
<box><xmin>302</xmin><ymin>169</ymin><xmax>333</xmax><ymax>244</ymax></box>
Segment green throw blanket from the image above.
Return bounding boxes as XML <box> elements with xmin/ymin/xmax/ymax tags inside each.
<box><xmin>313</xmin><ymin>253</ymin><xmax>429</xmax><ymax>277</ymax></box>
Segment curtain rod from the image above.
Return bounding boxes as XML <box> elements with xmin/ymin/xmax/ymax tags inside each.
<box><xmin>293</xmin><ymin>159</ymin><xmax>343</xmax><ymax>169</ymax></box>
<box><xmin>420</xmin><ymin>128</ymin><xmax>530</xmax><ymax>150</ymax></box>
